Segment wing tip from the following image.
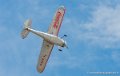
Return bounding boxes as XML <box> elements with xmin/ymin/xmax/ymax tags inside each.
<box><xmin>59</xmin><ymin>5</ymin><xmax>66</xmax><ymax>11</ymax></box>
<box><xmin>36</xmin><ymin>66</ymin><xmax>44</xmax><ymax>73</ymax></box>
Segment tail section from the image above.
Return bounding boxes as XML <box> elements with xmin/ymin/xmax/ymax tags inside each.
<box><xmin>21</xmin><ymin>19</ymin><xmax>32</xmax><ymax>39</ymax></box>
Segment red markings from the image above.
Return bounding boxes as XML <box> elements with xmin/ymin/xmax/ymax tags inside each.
<box><xmin>53</xmin><ymin>11</ymin><xmax>62</xmax><ymax>29</ymax></box>
<box><xmin>40</xmin><ymin>55</ymin><xmax>47</xmax><ymax>66</ymax></box>
<box><xmin>56</xmin><ymin>9</ymin><xmax>65</xmax><ymax>35</ymax></box>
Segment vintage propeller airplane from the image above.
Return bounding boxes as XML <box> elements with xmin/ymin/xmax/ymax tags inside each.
<box><xmin>21</xmin><ymin>6</ymin><xmax>67</xmax><ymax>73</ymax></box>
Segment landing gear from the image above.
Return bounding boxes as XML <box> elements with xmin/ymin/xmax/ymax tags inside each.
<box><xmin>64</xmin><ymin>34</ymin><xmax>67</xmax><ymax>37</ymax></box>
<box><xmin>61</xmin><ymin>34</ymin><xmax>67</xmax><ymax>38</ymax></box>
<box><xmin>58</xmin><ymin>34</ymin><xmax>68</xmax><ymax>51</ymax></box>
<box><xmin>58</xmin><ymin>46</ymin><xmax>62</xmax><ymax>51</ymax></box>
<box><xmin>58</xmin><ymin>49</ymin><xmax>62</xmax><ymax>51</ymax></box>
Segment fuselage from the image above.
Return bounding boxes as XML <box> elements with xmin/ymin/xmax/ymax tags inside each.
<box><xmin>27</xmin><ymin>28</ymin><xmax>66</xmax><ymax>47</ymax></box>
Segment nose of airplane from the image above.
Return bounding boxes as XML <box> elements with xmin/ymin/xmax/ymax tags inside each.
<box><xmin>64</xmin><ymin>41</ymin><xmax>68</xmax><ymax>49</ymax></box>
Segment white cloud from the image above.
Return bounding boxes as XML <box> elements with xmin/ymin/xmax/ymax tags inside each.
<box><xmin>72</xmin><ymin>5</ymin><xmax>120</xmax><ymax>48</ymax></box>
<box><xmin>47</xmin><ymin>2</ymin><xmax>120</xmax><ymax>71</ymax></box>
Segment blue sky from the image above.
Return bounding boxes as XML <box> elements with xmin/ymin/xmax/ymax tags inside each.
<box><xmin>0</xmin><ymin>0</ymin><xmax>120</xmax><ymax>76</ymax></box>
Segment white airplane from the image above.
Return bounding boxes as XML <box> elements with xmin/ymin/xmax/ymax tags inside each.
<box><xmin>21</xmin><ymin>6</ymin><xmax>67</xmax><ymax>73</ymax></box>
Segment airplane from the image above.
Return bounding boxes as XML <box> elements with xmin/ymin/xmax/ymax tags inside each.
<box><xmin>21</xmin><ymin>6</ymin><xmax>68</xmax><ymax>73</ymax></box>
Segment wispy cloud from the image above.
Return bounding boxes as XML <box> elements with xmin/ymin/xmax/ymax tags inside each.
<box><xmin>81</xmin><ymin>5</ymin><xmax>120</xmax><ymax>48</ymax></box>
<box><xmin>47</xmin><ymin>1</ymin><xmax>120</xmax><ymax>73</ymax></box>
<box><xmin>63</xmin><ymin>4</ymin><xmax>120</xmax><ymax>48</ymax></box>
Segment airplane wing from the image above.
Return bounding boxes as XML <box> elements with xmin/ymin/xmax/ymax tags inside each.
<box><xmin>48</xmin><ymin>6</ymin><xmax>66</xmax><ymax>36</ymax></box>
<box><xmin>37</xmin><ymin>6</ymin><xmax>66</xmax><ymax>73</ymax></box>
<box><xmin>37</xmin><ymin>40</ymin><xmax>54</xmax><ymax>73</ymax></box>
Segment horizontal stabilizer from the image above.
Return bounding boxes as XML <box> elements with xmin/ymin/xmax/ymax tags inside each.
<box><xmin>21</xmin><ymin>19</ymin><xmax>32</xmax><ymax>39</ymax></box>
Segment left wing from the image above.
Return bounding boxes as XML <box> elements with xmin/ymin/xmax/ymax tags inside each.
<box><xmin>37</xmin><ymin>40</ymin><xmax>54</xmax><ymax>73</ymax></box>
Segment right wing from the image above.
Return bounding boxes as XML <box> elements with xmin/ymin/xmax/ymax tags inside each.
<box><xmin>48</xmin><ymin>6</ymin><xmax>66</xmax><ymax>36</ymax></box>
<box><xmin>37</xmin><ymin>40</ymin><xmax>54</xmax><ymax>73</ymax></box>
